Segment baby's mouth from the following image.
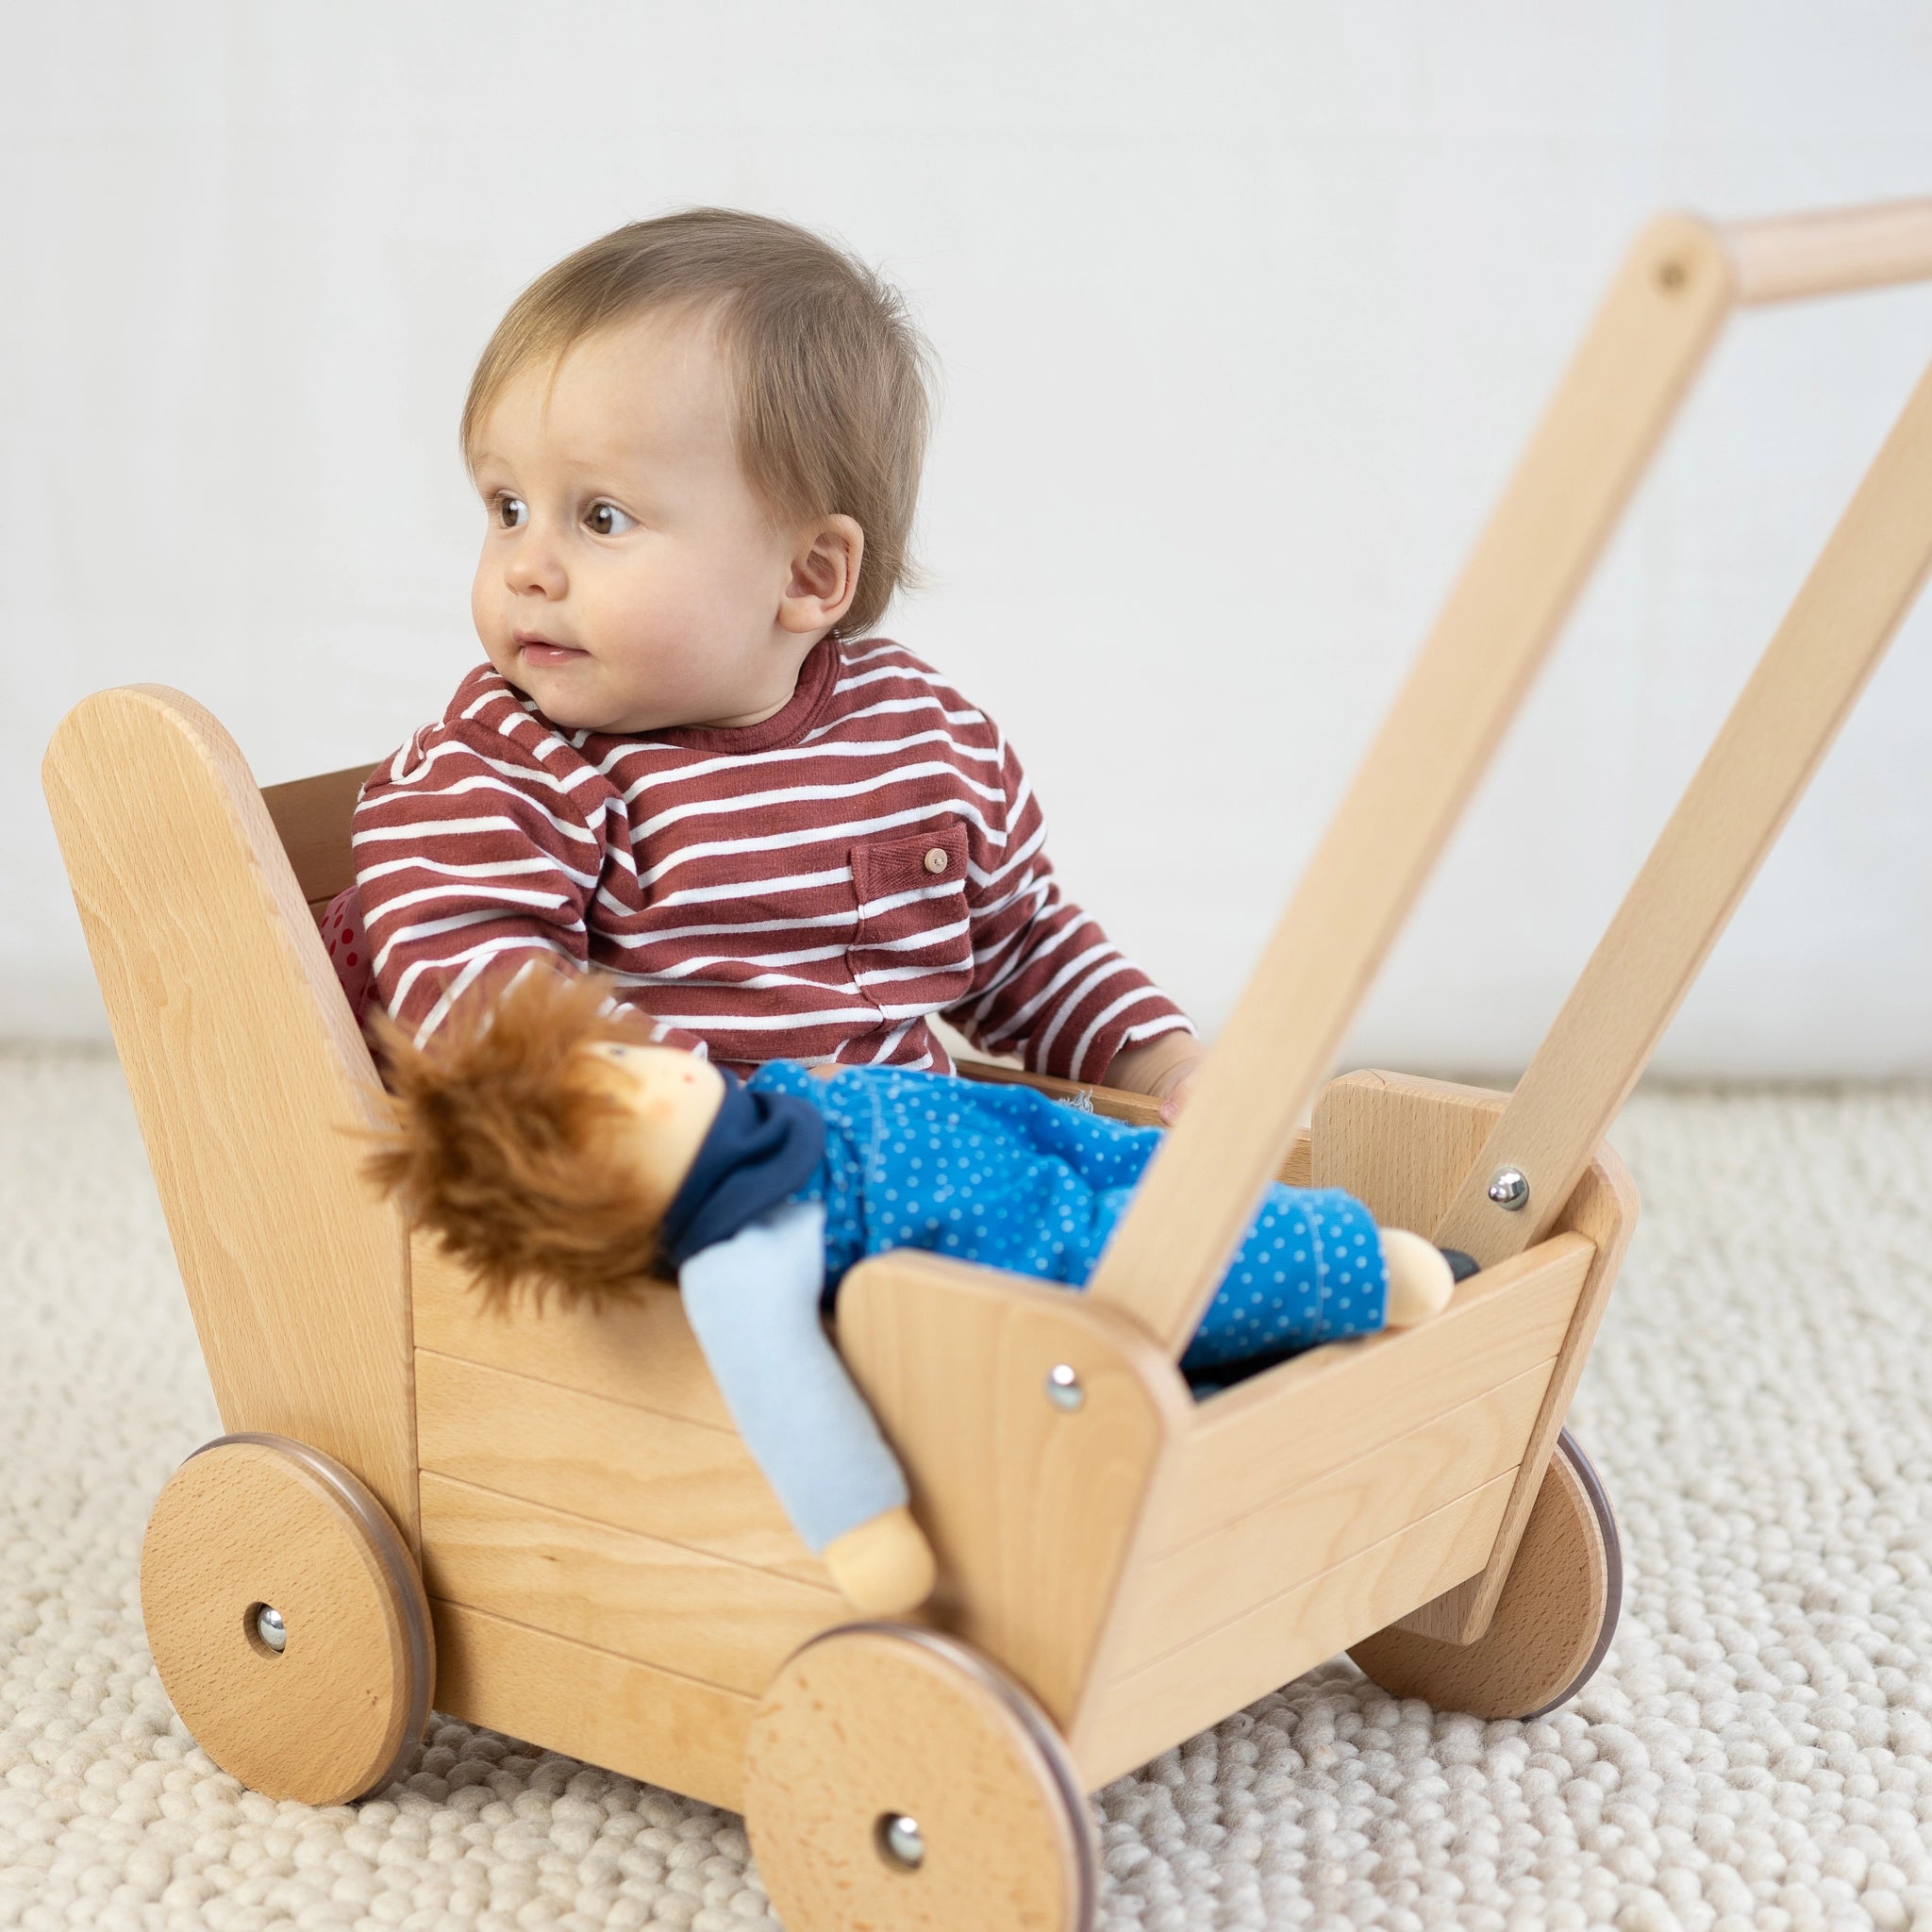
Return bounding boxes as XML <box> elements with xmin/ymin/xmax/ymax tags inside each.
<box><xmin>516</xmin><ymin>635</ymin><xmax>589</xmax><ymax>669</ymax></box>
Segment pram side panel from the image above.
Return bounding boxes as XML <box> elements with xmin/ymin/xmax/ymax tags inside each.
<box><xmin>410</xmin><ymin>1232</ymin><xmax>839</xmax><ymax>1574</ymax></box>
<box><xmin>43</xmin><ymin>687</ymin><xmax>418</xmax><ymax>1545</ymax></box>
<box><xmin>416</xmin><ymin>1471</ymin><xmax>844</xmax><ymax>1695</ymax></box>
<box><xmin>415</xmin><ymin>1349</ymin><xmax>831</xmax><ymax>1584</ymax></box>
<box><xmin>430</xmin><ymin>1598</ymin><xmax>752</xmax><ymax>1811</ymax></box>
<box><xmin>1070</xmin><ymin>1231</ymin><xmax>1592</xmax><ymax>1782</ymax></box>
<box><xmin>1082</xmin><ymin>1474</ymin><xmax>1515</xmax><ymax>1789</ymax></box>
<box><xmin>1112</xmin><ymin>1360</ymin><xmax>1551</xmax><ymax>1678</ymax></box>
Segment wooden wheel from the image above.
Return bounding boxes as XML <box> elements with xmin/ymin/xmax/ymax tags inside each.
<box><xmin>140</xmin><ymin>1433</ymin><xmax>434</xmax><ymax>1805</ymax></box>
<box><xmin>744</xmin><ymin>1624</ymin><xmax>1098</xmax><ymax>1932</ymax></box>
<box><xmin>1348</xmin><ymin>1428</ymin><xmax>1621</xmax><ymax>1721</ymax></box>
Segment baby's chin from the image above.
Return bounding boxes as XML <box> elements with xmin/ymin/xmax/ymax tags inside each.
<box><xmin>494</xmin><ymin>659</ymin><xmax>631</xmax><ymax>732</ymax></box>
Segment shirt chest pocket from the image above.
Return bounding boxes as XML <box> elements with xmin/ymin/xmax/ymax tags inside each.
<box><xmin>846</xmin><ymin>821</ymin><xmax>974</xmax><ymax>1013</ymax></box>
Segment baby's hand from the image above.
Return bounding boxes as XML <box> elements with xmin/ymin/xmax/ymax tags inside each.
<box><xmin>1106</xmin><ymin>1034</ymin><xmax>1209</xmax><ymax>1125</ymax></box>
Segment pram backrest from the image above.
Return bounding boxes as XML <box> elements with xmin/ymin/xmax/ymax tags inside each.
<box><xmin>42</xmin><ymin>689</ymin><xmax>417</xmax><ymax>1541</ymax></box>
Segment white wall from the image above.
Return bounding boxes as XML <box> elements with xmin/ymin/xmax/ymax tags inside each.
<box><xmin>8</xmin><ymin>2</ymin><xmax>1932</xmax><ymax>1075</ymax></box>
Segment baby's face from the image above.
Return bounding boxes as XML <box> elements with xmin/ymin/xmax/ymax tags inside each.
<box><xmin>469</xmin><ymin>308</ymin><xmax>809</xmax><ymax>734</ymax></box>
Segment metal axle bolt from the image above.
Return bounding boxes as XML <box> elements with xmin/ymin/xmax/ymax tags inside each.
<box><xmin>1487</xmin><ymin>1167</ymin><xmax>1530</xmax><ymax>1212</ymax></box>
<box><xmin>877</xmin><ymin>1813</ymin><xmax>925</xmax><ymax>1871</ymax></box>
<box><xmin>1045</xmin><ymin>1363</ymin><xmax>1085</xmax><ymax>1412</ymax></box>
<box><xmin>256</xmin><ymin>1606</ymin><xmax>287</xmax><ymax>1654</ymax></box>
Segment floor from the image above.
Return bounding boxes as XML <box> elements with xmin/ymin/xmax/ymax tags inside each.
<box><xmin>3</xmin><ymin>1047</ymin><xmax>1929</xmax><ymax>1930</ymax></box>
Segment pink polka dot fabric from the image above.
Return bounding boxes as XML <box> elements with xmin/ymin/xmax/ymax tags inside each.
<box><xmin>321</xmin><ymin>885</ymin><xmax>375</xmax><ymax>1023</ymax></box>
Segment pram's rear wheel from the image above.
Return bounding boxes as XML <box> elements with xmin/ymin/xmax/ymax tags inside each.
<box><xmin>1347</xmin><ymin>1427</ymin><xmax>1621</xmax><ymax>1720</ymax></box>
<box><xmin>744</xmin><ymin>1624</ymin><xmax>1098</xmax><ymax>1932</ymax></box>
<box><xmin>140</xmin><ymin>1433</ymin><xmax>434</xmax><ymax>1805</ymax></box>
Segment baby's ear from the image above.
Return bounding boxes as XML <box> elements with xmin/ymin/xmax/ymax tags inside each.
<box><xmin>779</xmin><ymin>515</ymin><xmax>865</xmax><ymax>634</ymax></box>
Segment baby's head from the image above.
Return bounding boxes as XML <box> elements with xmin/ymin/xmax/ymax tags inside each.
<box><xmin>365</xmin><ymin>967</ymin><xmax>724</xmax><ymax>1308</ymax></box>
<box><xmin>462</xmin><ymin>208</ymin><xmax>933</xmax><ymax>735</ymax></box>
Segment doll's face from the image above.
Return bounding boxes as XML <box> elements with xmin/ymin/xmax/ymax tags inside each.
<box><xmin>579</xmin><ymin>1041</ymin><xmax>726</xmax><ymax>1215</ymax></box>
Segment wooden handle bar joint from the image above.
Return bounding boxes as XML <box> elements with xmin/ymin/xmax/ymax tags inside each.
<box><xmin>1434</xmin><ymin>347</ymin><xmax>1932</xmax><ymax>1266</ymax></box>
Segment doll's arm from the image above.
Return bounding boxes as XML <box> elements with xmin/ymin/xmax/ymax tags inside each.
<box><xmin>678</xmin><ymin>1200</ymin><xmax>937</xmax><ymax>1614</ymax></box>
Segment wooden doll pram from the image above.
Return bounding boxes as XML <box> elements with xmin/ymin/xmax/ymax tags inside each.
<box><xmin>43</xmin><ymin>200</ymin><xmax>1932</xmax><ymax>1932</ymax></box>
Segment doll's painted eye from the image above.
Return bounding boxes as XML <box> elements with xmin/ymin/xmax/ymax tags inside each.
<box><xmin>494</xmin><ymin>493</ymin><xmax>527</xmax><ymax>529</ymax></box>
<box><xmin>585</xmin><ymin>501</ymin><xmax>638</xmax><ymax>538</ymax></box>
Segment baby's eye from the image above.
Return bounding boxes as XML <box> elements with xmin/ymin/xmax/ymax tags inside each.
<box><xmin>493</xmin><ymin>493</ymin><xmax>528</xmax><ymax>530</ymax></box>
<box><xmin>585</xmin><ymin>502</ymin><xmax>638</xmax><ymax>538</ymax></box>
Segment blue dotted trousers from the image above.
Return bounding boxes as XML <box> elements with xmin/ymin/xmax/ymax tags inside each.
<box><xmin>751</xmin><ymin>1062</ymin><xmax>1389</xmax><ymax>1373</ymax></box>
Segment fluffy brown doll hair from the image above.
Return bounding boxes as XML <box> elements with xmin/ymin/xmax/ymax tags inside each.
<box><xmin>363</xmin><ymin>967</ymin><xmax>675</xmax><ymax>1311</ymax></box>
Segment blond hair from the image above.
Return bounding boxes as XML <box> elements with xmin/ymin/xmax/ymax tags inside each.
<box><xmin>462</xmin><ymin>208</ymin><xmax>933</xmax><ymax>636</ymax></box>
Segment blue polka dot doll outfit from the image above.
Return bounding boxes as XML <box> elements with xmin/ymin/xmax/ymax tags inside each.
<box><xmin>673</xmin><ymin>1062</ymin><xmax>1393</xmax><ymax>1562</ymax></box>
<box><xmin>760</xmin><ymin>1063</ymin><xmax>1386</xmax><ymax>1367</ymax></box>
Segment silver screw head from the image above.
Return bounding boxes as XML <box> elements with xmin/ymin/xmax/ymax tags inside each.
<box><xmin>876</xmin><ymin>1813</ymin><xmax>925</xmax><ymax>1871</ymax></box>
<box><xmin>1045</xmin><ymin>1363</ymin><xmax>1085</xmax><ymax>1411</ymax></box>
<box><xmin>1487</xmin><ymin>1167</ymin><xmax>1530</xmax><ymax>1211</ymax></box>
<box><xmin>256</xmin><ymin>1605</ymin><xmax>287</xmax><ymax>1654</ymax></box>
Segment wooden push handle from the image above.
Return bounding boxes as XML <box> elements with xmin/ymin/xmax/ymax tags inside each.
<box><xmin>1724</xmin><ymin>199</ymin><xmax>1932</xmax><ymax>306</ymax></box>
<box><xmin>1433</xmin><ymin>348</ymin><xmax>1932</xmax><ymax>1265</ymax></box>
<box><xmin>1085</xmin><ymin>216</ymin><xmax>1737</xmax><ymax>1357</ymax></box>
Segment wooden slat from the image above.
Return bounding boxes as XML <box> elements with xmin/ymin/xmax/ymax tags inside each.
<box><xmin>1112</xmin><ymin>1364</ymin><xmax>1549</xmax><ymax>1676</ymax></box>
<box><xmin>1724</xmin><ymin>198</ymin><xmax>1932</xmax><ymax>306</ymax></box>
<box><xmin>418</xmin><ymin>1472</ymin><xmax>843</xmax><ymax>1696</ymax></box>
<box><xmin>415</xmin><ymin>1350</ymin><xmax>829</xmax><ymax>1585</ymax></box>
<box><xmin>430</xmin><ymin>1598</ymin><xmax>752</xmax><ymax>1811</ymax></box>
<box><xmin>260</xmin><ymin>761</ymin><xmax>375</xmax><ymax>908</ymax></box>
<box><xmin>954</xmin><ymin>1061</ymin><xmax>1313</xmax><ymax>1182</ymax></box>
<box><xmin>410</xmin><ymin>1234</ymin><xmax>733</xmax><ymax>1431</ymax></box>
<box><xmin>1151</xmin><ymin>1233</ymin><xmax>1591</xmax><ymax>1551</ymax></box>
<box><xmin>42</xmin><ymin>688</ymin><xmax>418</xmax><ymax>1544</ymax></box>
<box><xmin>1434</xmin><ymin>350</ymin><xmax>1932</xmax><ymax>1273</ymax></box>
<box><xmin>955</xmin><ymin>1059</ymin><xmax>1168</xmax><ymax>1127</ymax></box>
<box><xmin>837</xmin><ymin>1254</ymin><xmax>1193</xmax><ymax>1734</ymax></box>
<box><xmin>1081</xmin><ymin>1474</ymin><xmax>1515</xmax><ymax>1789</ymax></box>
<box><xmin>1085</xmin><ymin>213</ymin><xmax>1734</xmax><ymax>1358</ymax></box>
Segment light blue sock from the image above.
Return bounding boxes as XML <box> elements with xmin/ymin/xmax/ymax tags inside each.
<box><xmin>677</xmin><ymin>1200</ymin><xmax>909</xmax><ymax>1554</ymax></box>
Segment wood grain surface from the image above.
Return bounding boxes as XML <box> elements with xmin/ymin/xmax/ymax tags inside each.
<box><xmin>44</xmin><ymin>688</ymin><xmax>418</xmax><ymax>1542</ymax></box>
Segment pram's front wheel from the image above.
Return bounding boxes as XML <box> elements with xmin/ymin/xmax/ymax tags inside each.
<box><xmin>140</xmin><ymin>1433</ymin><xmax>435</xmax><ymax>1805</ymax></box>
<box><xmin>1348</xmin><ymin>1427</ymin><xmax>1621</xmax><ymax>1720</ymax></box>
<box><xmin>744</xmin><ymin>1624</ymin><xmax>1098</xmax><ymax>1932</ymax></box>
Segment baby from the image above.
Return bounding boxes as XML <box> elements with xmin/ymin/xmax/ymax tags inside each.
<box><xmin>370</xmin><ymin>970</ymin><xmax>1459</xmax><ymax>1616</ymax></box>
<box><xmin>335</xmin><ymin>208</ymin><xmax>1204</xmax><ymax>1116</ymax></box>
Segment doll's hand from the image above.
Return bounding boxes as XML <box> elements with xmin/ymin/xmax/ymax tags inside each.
<box><xmin>822</xmin><ymin>1505</ymin><xmax>938</xmax><ymax>1615</ymax></box>
<box><xmin>1106</xmin><ymin>1034</ymin><xmax>1209</xmax><ymax>1125</ymax></box>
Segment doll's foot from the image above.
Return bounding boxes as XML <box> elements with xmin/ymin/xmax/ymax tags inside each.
<box><xmin>1382</xmin><ymin>1229</ymin><xmax>1457</xmax><ymax>1326</ymax></box>
<box><xmin>822</xmin><ymin>1505</ymin><xmax>938</xmax><ymax>1615</ymax></box>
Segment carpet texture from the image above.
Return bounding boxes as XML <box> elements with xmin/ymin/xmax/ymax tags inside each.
<box><xmin>3</xmin><ymin>1046</ymin><xmax>1930</xmax><ymax>1930</ymax></box>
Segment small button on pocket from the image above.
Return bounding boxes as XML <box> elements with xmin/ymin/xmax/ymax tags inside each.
<box><xmin>847</xmin><ymin>822</ymin><xmax>974</xmax><ymax>1016</ymax></box>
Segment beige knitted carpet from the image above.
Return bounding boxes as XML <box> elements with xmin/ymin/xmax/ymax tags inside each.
<box><xmin>4</xmin><ymin>1045</ymin><xmax>1931</xmax><ymax>1930</ymax></box>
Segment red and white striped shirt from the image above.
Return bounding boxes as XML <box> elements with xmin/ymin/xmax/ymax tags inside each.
<box><xmin>352</xmin><ymin>637</ymin><xmax>1191</xmax><ymax>1081</ymax></box>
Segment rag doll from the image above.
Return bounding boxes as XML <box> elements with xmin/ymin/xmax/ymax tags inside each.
<box><xmin>368</xmin><ymin>971</ymin><xmax>1464</xmax><ymax>1617</ymax></box>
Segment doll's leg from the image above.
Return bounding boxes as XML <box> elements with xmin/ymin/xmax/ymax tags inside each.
<box><xmin>1178</xmin><ymin>1185</ymin><xmax>1390</xmax><ymax>1373</ymax></box>
<box><xmin>678</xmin><ymin>1201</ymin><xmax>935</xmax><ymax>1613</ymax></box>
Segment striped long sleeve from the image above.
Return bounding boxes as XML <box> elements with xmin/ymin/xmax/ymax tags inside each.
<box><xmin>354</xmin><ymin>639</ymin><xmax>1192</xmax><ymax>1081</ymax></box>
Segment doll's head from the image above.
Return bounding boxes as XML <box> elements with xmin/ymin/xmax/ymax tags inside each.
<box><xmin>365</xmin><ymin>968</ymin><xmax>723</xmax><ymax>1308</ymax></box>
<box><xmin>462</xmin><ymin>208</ymin><xmax>933</xmax><ymax>736</ymax></box>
